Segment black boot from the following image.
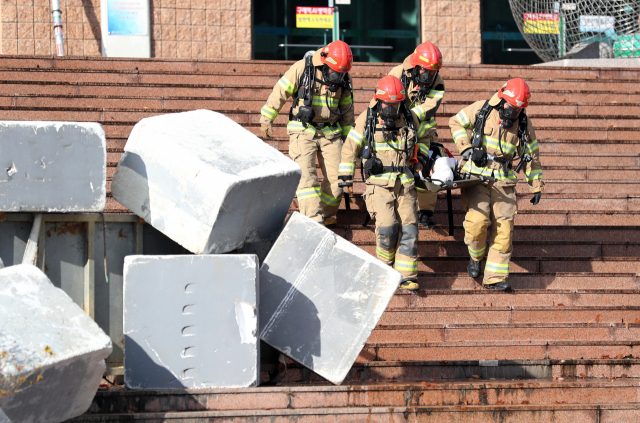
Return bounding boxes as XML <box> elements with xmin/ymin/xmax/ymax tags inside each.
<box><xmin>467</xmin><ymin>258</ymin><xmax>481</xmax><ymax>278</ymax></box>
<box><xmin>399</xmin><ymin>278</ymin><xmax>419</xmax><ymax>291</ymax></box>
<box><xmin>483</xmin><ymin>281</ymin><xmax>512</xmax><ymax>291</ymax></box>
<box><xmin>418</xmin><ymin>210</ymin><xmax>435</xmax><ymax>227</ymax></box>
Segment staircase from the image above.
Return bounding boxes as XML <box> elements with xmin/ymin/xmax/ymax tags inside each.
<box><xmin>1</xmin><ymin>56</ymin><xmax>639</xmax><ymax>421</ymax></box>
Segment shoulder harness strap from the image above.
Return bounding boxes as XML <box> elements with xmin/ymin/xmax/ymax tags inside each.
<box><xmin>471</xmin><ymin>100</ymin><xmax>495</xmax><ymax>149</ymax></box>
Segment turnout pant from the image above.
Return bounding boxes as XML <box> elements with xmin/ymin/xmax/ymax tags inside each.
<box><xmin>289</xmin><ymin>132</ymin><xmax>344</xmax><ymax>223</ymax></box>
<box><xmin>417</xmin><ymin>188</ymin><xmax>438</xmax><ymax>213</ymax></box>
<box><xmin>365</xmin><ymin>178</ymin><xmax>419</xmax><ymax>280</ymax></box>
<box><xmin>461</xmin><ymin>183</ymin><xmax>517</xmax><ymax>285</ymax></box>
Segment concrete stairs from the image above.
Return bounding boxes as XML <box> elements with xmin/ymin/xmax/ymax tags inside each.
<box><xmin>1</xmin><ymin>55</ymin><xmax>637</xmax><ymax>421</ymax></box>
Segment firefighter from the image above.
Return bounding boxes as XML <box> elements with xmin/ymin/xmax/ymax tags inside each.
<box><xmin>388</xmin><ymin>41</ymin><xmax>445</xmax><ymax>228</ymax></box>
<box><xmin>260</xmin><ymin>40</ymin><xmax>355</xmax><ymax>226</ymax></box>
<box><xmin>339</xmin><ymin>75</ymin><xmax>433</xmax><ymax>291</ymax></box>
<box><xmin>449</xmin><ymin>78</ymin><xmax>544</xmax><ymax>291</ymax></box>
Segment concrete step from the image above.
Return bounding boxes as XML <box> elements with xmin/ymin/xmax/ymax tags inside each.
<box><xmin>369</xmin><ymin>323</ymin><xmax>640</xmax><ymax>343</ymax></box>
<box><xmin>285</xmin><ymin>358</ymin><xmax>640</xmax><ymax>383</ymax></box>
<box><xmin>76</xmin><ymin>379</ymin><xmax>640</xmax><ymax>414</ymax></box>
<box><xmin>377</xmin><ymin>305</ymin><xmax>640</xmax><ymax>325</ymax></box>
<box><xmin>68</xmin><ymin>403</ymin><xmax>640</xmax><ymax>423</ymax></box>
<box><xmin>413</xmin><ymin>273</ymin><xmax>640</xmax><ymax>290</ymax></box>
<box><xmin>358</xmin><ymin>339</ymin><xmax>640</xmax><ymax>362</ymax></box>
<box><xmin>386</xmin><ymin>290</ymin><xmax>640</xmax><ymax>308</ymax></box>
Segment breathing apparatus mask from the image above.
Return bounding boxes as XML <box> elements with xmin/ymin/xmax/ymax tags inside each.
<box><xmin>378</xmin><ymin>101</ymin><xmax>400</xmax><ymax>130</ymax></box>
<box><xmin>412</xmin><ymin>66</ymin><xmax>438</xmax><ymax>92</ymax></box>
<box><xmin>498</xmin><ymin>99</ymin><xmax>522</xmax><ymax>128</ymax></box>
<box><xmin>322</xmin><ymin>65</ymin><xmax>346</xmax><ymax>92</ymax></box>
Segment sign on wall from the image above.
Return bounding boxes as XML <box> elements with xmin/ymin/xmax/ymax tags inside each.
<box><xmin>296</xmin><ymin>7</ymin><xmax>334</xmax><ymax>29</ymax></box>
<box><xmin>107</xmin><ymin>0</ymin><xmax>149</xmax><ymax>35</ymax></box>
<box><xmin>579</xmin><ymin>15</ymin><xmax>615</xmax><ymax>33</ymax></box>
<box><xmin>523</xmin><ymin>13</ymin><xmax>559</xmax><ymax>34</ymax></box>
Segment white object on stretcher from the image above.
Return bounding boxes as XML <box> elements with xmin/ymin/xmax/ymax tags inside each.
<box><xmin>431</xmin><ymin>157</ymin><xmax>458</xmax><ymax>186</ymax></box>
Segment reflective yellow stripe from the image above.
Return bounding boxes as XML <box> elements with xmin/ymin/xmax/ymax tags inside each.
<box><xmin>526</xmin><ymin>139</ymin><xmax>539</xmax><ymax>153</ymax></box>
<box><xmin>417</xmin><ymin>118</ymin><xmax>436</xmax><ymax>137</ymax></box>
<box><xmin>468</xmin><ymin>245</ymin><xmax>486</xmax><ymax>258</ymax></box>
<box><xmin>278</xmin><ymin>76</ymin><xmax>295</xmax><ymax>94</ymax></box>
<box><xmin>484</xmin><ymin>136</ymin><xmax>516</xmax><ymax>156</ymax></box>
<box><xmin>428</xmin><ymin>90</ymin><xmax>445</xmax><ymax>98</ymax></box>
<box><xmin>495</xmin><ymin>167</ymin><xmax>517</xmax><ymax>181</ymax></box>
<box><xmin>260</xmin><ymin>105</ymin><xmax>278</xmax><ymax>121</ymax></box>
<box><xmin>320</xmin><ymin>191</ymin><xmax>340</xmax><ymax>207</ymax></box>
<box><xmin>368</xmin><ymin>173</ymin><xmax>397</xmax><ymax>184</ymax></box>
<box><xmin>347</xmin><ymin>129</ymin><xmax>364</xmax><ymax>148</ymax></box>
<box><xmin>411</xmin><ymin>106</ymin><xmax>425</xmax><ymax>122</ymax></box>
<box><xmin>525</xmin><ymin>168</ymin><xmax>543</xmax><ymax>182</ymax></box>
<box><xmin>376</xmin><ymin>248</ymin><xmax>395</xmax><ymax>260</ymax></box>
<box><xmin>452</xmin><ymin>129</ymin><xmax>468</xmax><ymax>143</ymax></box>
<box><xmin>311</xmin><ymin>95</ymin><xmax>339</xmax><ymax>107</ymax></box>
<box><xmin>339</xmin><ymin>96</ymin><xmax>353</xmax><ymax>105</ymax></box>
<box><xmin>418</xmin><ymin>143</ymin><xmax>429</xmax><ymax>156</ymax></box>
<box><xmin>456</xmin><ymin>110</ymin><xmax>471</xmax><ymax>129</ymax></box>
<box><xmin>287</xmin><ymin>121</ymin><xmax>316</xmax><ymax>134</ymax></box>
<box><xmin>461</xmin><ymin>160</ymin><xmax>493</xmax><ymax>177</ymax></box>
<box><xmin>399</xmin><ymin>173</ymin><xmax>414</xmax><ymax>184</ymax></box>
<box><xmin>395</xmin><ymin>260</ymin><xmax>418</xmax><ymax>271</ymax></box>
<box><xmin>339</xmin><ymin>162</ymin><xmax>356</xmax><ymax>173</ymax></box>
<box><xmin>321</xmin><ymin>124</ymin><xmax>341</xmax><ymax>137</ymax></box>
<box><xmin>485</xmin><ymin>261</ymin><xmax>509</xmax><ymax>274</ymax></box>
<box><xmin>296</xmin><ymin>187</ymin><xmax>321</xmax><ymax>200</ymax></box>
<box><xmin>374</xmin><ymin>141</ymin><xmax>403</xmax><ymax>151</ymax></box>
<box><xmin>341</xmin><ymin>125</ymin><xmax>351</xmax><ymax>136</ymax></box>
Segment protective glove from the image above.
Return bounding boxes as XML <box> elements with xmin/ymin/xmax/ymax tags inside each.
<box><xmin>260</xmin><ymin>123</ymin><xmax>273</xmax><ymax>139</ymax></box>
<box><xmin>338</xmin><ymin>175</ymin><xmax>353</xmax><ymax>194</ymax></box>
<box><xmin>530</xmin><ymin>192</ymin><xmax>542</xmax><ymax>205</ymax></box>
<box><xmin>461</xmin><ymin>148</ymin><xmax>473</xmax><ymax>161</ymax></box>
<box><xmin>471</xmin><ymin>149</ymin><xmax>488</xmax><ymax>167</ymax></box>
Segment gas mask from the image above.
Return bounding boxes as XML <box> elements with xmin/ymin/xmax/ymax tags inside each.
<box><xmin>322</xmin><ymin>65</ymin><xmax>346</xmax><ymax>92</ymax></box>
<box><xmin>378</xmin><ymin>102</ymin><xmax>400</xmax><ymax>129</ymax></box>
<box><xmin>412</xmin><ymin>66</ymin><xmax>438</xmax><ymax>92</ymax></box>
<box><xmin>498</xmin><ymin>100</ymin><xmax>522</xmax><ymax>128</ymax></box>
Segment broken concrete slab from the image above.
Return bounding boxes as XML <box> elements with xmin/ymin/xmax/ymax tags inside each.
<box><xmin>0</xmin><ymin>408</ymin><xmax>10</xmax><ymax>423</ymax></box>
<box><xmin>123</xmin><ymin>255</ymin><xmax>260</xmax><ymax>389</ymax></box>
<box><xmin>259</xmin><ymin>212</ymin><xmax>403</xmax><ymax>385</ymax></box>
<box><xmin>0</xmin><ymin>121</ymin><xmax>106</xmax><ymax>212</ymax></box>
<box><xmin>0</xmin><ymin>264</ymin><xmax>112</xmax><ymax>423</ymax></box>
<box><xmin>111</xmin><ymin>109</ymin><xmax>301</xmax><ymax>254</ymax></box>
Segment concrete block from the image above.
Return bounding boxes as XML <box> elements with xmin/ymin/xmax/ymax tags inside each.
<box><xmin>0</xmin><ymin>408</ymin><xmax>10</xmax><ymax>423</ymax></box>
<box><xmin>124</xmin><ymin>255</ymin><xmax>260</xmax><ymax>389</ymax></box>
<box><xmin>112</xmin><ymin>110</ymin><xmax>301</xmax><ymax>254</ymax></box>
<box><xmin>259</xmin><ymin>212</ymin><xmax>402</xmax><ymax>385</ymax></box>
<box><xmin>0</xmin><ymin>121</ymin><xmax>106</xmax><ymax>212</ymax></box>
<box><xmin>0</xmin><ymin>264</ymin><xmax>112</xmax><ymax>423</ymax></box>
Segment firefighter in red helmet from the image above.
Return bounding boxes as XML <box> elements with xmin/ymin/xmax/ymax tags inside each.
<box><xmin>449</xmin><ymin>78</ymin><xmax>544</xmax><ymax>291</ymax></box>
<box><xmin>340</xmin><ymin>75</ymin><xmax>432</xmax><ymax>291</ymax></box>
<box><xmin>260</xmin><ymin>40</ymin><xmax>355</xmax><ymax>226</ymax></box>
<box><xmin>388</xmin><ymin>41</ymin><xmax>445</xmax><ymax>228</ymax></box>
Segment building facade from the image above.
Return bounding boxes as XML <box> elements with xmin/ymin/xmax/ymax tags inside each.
<box><xmin>0</xmin><ymin>0</ymin><xmax>537</xmax><ymax>64</ymax></box>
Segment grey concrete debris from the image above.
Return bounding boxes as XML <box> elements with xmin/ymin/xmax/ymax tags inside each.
<box><xmin>124</xmin><ymin>255</ymin><xmax>260</xmax><ymax>389</ymax></box>
<box><xmin>0</xmin><ymin>121</ymin><xmax>106</xmax><ymax>212</ymax></box>
<box><xmin>111</xmin><ymin>110</ymin><xmax>301</xmax><ymax>254</ymax></box>
<box><xmin>0</xmin><ymin>265</ymin><xmax>112</xmax><ymax>423</ymax></box>
<box><xmin>259</xmin><ymin>212</ymin><xmax>403</xmax><ymax>385</ymax></box>
<box><xmin>0</xmin><ymin>408</ymin><xmax>11</xmax><ymax>423</ymax></box>
<box><xmin>0</xmin><ymin>258</ymin><xmax>4</xmax><ymax>269</ymax></box>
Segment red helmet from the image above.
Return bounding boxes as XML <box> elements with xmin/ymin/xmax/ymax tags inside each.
<box><xmin>498</xmin><ymin>78</ymin><xmax>531</xmax><ymax>108</ymax></box>
<box><xmin>320</xmin><ymin>40</ymin><xmax>353</xmax><ymax>73</ymax></box>
<box><xmin>374</xmin><ymin>75</ymin><xmax>406</xmax><ymax>103</ymax></box>
<box><xmin>410</xmin><ymin>41</ymin><xmax>442</xmax><ymax>70</ymax></box>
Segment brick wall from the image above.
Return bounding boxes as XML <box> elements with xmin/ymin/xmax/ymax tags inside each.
<box><xmin>151</xmin><ymin>0</ymin><xmax>251</xmax><ymax>59</ymax></box>
<box><xmin>1</xmin><ymin>0</ymin><xmax>101</xmax><ymax>56</ymax></box>
<box><xmin>0</xmin><ymin>0</ymin><xmax>251</xmax><ymax>59</ymax></box>
<box><xmin>0</xmin><ymin>0</ymin><xmax>482</xmax><ymax>63</ymax></box>
<box><xmin>421</xmin><ymin>0</ymin><xmax>481</xmax><ymax>64</ymax></box>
